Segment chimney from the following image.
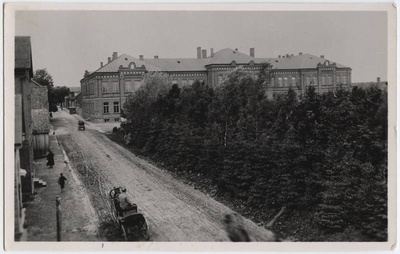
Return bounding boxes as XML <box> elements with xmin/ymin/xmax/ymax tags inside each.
<box><xmin>320</xmin><ymin>55</ymin><xmax>325</xmax><ymax>59</ymax></box>
<box><xmin>101</xmin><ymin>62</ymin><xmax>103</xmax><ymax>67</ymax></box>
<box><xmin>154</xmin><ymin>55</ymin><xmax>159</xmax><ymax>59</ymax></box>
<box><xmin>299</xmin><ymin>52</ymin><xmax>303</xmax><ymax>55</ymax></box>
<box><xmin>211</xmin><ymin>48</ymin><xmax>214</xmax><ymax>57</ymax></box>
<box><xmin>197</xmin><ymin>47</ymin><xmax>202</xmax><ymax>59</ymax></box>
<box><xmin>250</xmin><ymin>48</ymin><xmax>255</xmax><ymax>57</ymax></box>
<box><xmin>108</xmin><ymin>57</ymin><xmax>112</xmax><ymax>63</ymax></box>
<box><xmin>202</xmin><ymin>49</ymin><xmax>207</xmax><ymax>58</ymax></box>
<box><xmin>235</xmin><ymin>48</ymin><xmax>238</xmax><ymax>52</ymax></box>
<box><xmin>286</xmin><ymin>54</ymin><xmax>290</xmax><ymax>58</ymax></box>
<box><xmin>278</xmin><ymin>55</ymin><xmax>281</xmax><ymax>58</ymax></box>
<box><xmin>112</xmin><ymin>52</ymin><xmax>118</xmax><ymax>60</ymax></box>
<box><xmin>139</xmin><ymin>55</ymin><xmax>144</xmax><ymax>60</ymax></box>
<box><xmin>377</xmin><ymin>77</ymin><xmax>381</xmax><ymax>82</ymax></box>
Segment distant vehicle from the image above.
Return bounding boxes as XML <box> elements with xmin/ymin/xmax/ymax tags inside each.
<box><xmin>78</xmin><ymin>120</ymin><xmax>85</xmax><ymax>131</ymax></box>
<box><xmin>109</xmin><ymin>187</ymin><xmax>150</xmax><ymax>241</ymax></box>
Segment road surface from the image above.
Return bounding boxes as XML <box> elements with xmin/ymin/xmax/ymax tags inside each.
<box><xmin>52</xmin><ymin>110</ymin><xmax>276</xmax><ymax>241</ymax></box>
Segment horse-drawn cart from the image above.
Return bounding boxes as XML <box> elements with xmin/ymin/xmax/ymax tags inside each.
<box><xmin>109</xmin><ymin>187</ymin><xmax>150</xmax><ymax>241</ymax></box>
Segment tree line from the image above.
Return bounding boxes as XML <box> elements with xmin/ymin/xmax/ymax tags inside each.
<box><xmin>118</xmin><ymin>70</ymin><xmax>387</xmax><ymax>241</ymax></box>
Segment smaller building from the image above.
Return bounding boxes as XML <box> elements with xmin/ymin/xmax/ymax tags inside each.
<box><xmin>31</xmin><ymin>80</ymin><xmax>50</xmax><ymax>158</ymax></box>
<box><xmin>352</xmin><ymin>77</ymin><xmax>388</xmax><ymax>91</ymax></box>
<box><xmin>64</xmin><ymin>87</ymin><xmax>81</xmax><ymax>114</ymax></box>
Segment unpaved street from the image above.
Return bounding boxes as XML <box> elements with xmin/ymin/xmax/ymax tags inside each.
<box><xmin>52</xmin><ymin>110</ymin><xmax>276</xmax><ymax>241</ymax></box>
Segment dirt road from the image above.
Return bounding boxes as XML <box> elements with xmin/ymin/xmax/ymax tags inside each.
<box><xmin>52</xmin><ymin>110</ymin><xmax>276</xmax><ymax>241</ymax></box>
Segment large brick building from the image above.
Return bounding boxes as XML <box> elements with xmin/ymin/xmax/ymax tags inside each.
<box><xmin>80</xmin><ymin>47</ymin><xmax>352</xmax><ymax>122</ymax></box>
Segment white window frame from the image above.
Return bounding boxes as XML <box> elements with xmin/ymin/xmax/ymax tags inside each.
<box><xmin>103</xmin><ymin>102</ymin><xmax>109</xmax><ymax>114</ymax></box>
<box><xmin>113</xmin><ymin>102</ymin><xmax>120</xmax><ymax>113</ymax></box>
<box><xmin>102</xmin><ymin>81</ymin><xmax>109</xmax><ymax>93</ymax></box>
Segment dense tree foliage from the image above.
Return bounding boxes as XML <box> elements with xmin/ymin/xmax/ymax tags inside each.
<box><xmin>119</xmin><ymin>71</ymin><xmax>387</xmax><ymax>241</ymax></box>
<box><xmin>33</xmin><ymin>69</ymin><xmax>70</xmax><ymax>112</ymax></box>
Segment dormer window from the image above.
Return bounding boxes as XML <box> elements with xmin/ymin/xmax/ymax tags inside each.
<box><xmin>231</xmin><ymin>61</ymin><xmax>236</xmax><ymax>66</ymax></box>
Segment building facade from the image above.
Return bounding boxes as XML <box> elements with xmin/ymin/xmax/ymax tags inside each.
<box><xmin>81</xmin><ymin>47</ymin><xmax>352</xmax><ymax>122</ymax></box>
<box><xmin>15</xmin><ymin>36</ymin><xmax>35</xmax><ymax>240</ymax></box>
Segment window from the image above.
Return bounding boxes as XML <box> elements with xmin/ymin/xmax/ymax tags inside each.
<box><xmin>182</xmin><ymin>79</ymin><xmax>188</xmax><ymax>86</ymax></box>
<box><xmin>115</xmin><ymin>118</ymin><xmax>120</xmax><ymax>122</ymax></box>
<box><xmin>124</xmin><ymin>80</ymin><xmax>132</xmax><ymax>92</ymax></box>
<box><xmin>89</xmin><ymin>103</ymin><xmax>94</xmax><ymax>114</ymax></box>
<box><xmin>103</xmin><ymin>102</ymin><xmax>109</xmax><ymax>114</ymax></box>
<box><xmin>328</xmin><ymin>76</ymin><xmax>333</xmax><ymax>85</ymax></box>
<box><xmin>217</xmin><ymin>75</ymin><xmax>223</xmax><ymax>85</ymax></box>
<box><xmin>278</xmin><ymin>77</ymin><xmax>283</xmax><ymax>87</ymax></box>
<box><xmin>313</xmin><ymin>77</ymin><xmax>318</xmax><ymax>86</ymax></box>
<box><xmin>113</xmin><ymin>102</ymin><xmax>120</xmax><ymax>113</ymax></box>
<box><xmin>112</xmin><ymin>81</ymin><xmax>119</xmax><ymax>93</ymax></box>
<box><xmin>284</xmin><ymin>77</ymin><xmax>288</xmax><ymax>87</ymax></box>
<box><xmin>89</xmin><ymin>82</ymin><xmax>95</xmax><ymax>94</ymax></box>
<box><xmin>172</xmin><ymin>79</ymin><xmax>178</xmax><ymax>85</ymax></box>
<box><xmin>102</xmin><ymin>81</ymin><xmax>109</xmax><ymax>93</ymax></box>
<box><xmin>104</xmin><ymin>119</ymin><xmax>110</xmax><ymax>123</ymax></box>
<box><xmin>270</xmin><ymin>78</ymin><xmax>274</xmax><ymax>86</ymax></box>
<box><xmin>336</xmin><ymin>75</ymin><xmax>341</xmax><ymax>83</ymax></box>
<box><xmin>188</xmin><ymin>79</ymin><xmax>194</xmax><ymax>85</ymax></box>
<box><xmin>321</xmin><ymin>76</ymin><xmax>326</xmax><ymax>86</ymax></box>
<box><xmin>291</xmin><ymin>77</ymin><xmax>296</xmax><ymax>87</ymax></box>
<box><xmin>342</xmin><ymin>75</ymin><xmax>348</xmax><ymax>84</ymax></box>
<box><xmin>133</xmin><ymin>80</ymin><xmax>141</xmax><ymax>91</ymax></box>
<box><xmin>306</xmin><ymin>77</ymin><xmax>310</xmax><ymax>85</ymax></box>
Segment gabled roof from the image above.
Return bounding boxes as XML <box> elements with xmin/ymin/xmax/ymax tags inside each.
<box><xmin>71</xmin><ymin>92</ymin><xmax>81</xmax><ymax>100</ymax></box>
<box><xmin>256</xmin><ymin>53</ymin><xmax>349</xmax><ymax>69</ymax></box>
<box><xmin>95</xmin><ymin>54</ymin><xmax>164</xmax><ymax>73</ymax></box>
<box><xmin>15</xmin><ymin>36</ymin><xmax>33</xmax><ymax>71</ymax></box>
<box><xmin>30</xmin><ymin>80</ymin><xmax>43</xmax><ymax>87</ymax></box>
<box><xmin>69</xmin><ymin>87</ymin><xmax>81</xmax><ymax>93</ymax></box>
<box><xmin>87</xmin><ymin>49</ymin><xmax>350</xmax><ymax>76</ymax></box>
<box><xmin>206</xmin><ymin>48</ymin><xmax>256</xmax><ymax>65</ymax></box>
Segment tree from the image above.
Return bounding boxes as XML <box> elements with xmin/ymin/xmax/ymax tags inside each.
<box><xmin>33</xmin><ymin>69</ymin><xmax>70</xmax><ymax>112</ymax></box>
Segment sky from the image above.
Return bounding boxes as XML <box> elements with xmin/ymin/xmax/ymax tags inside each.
<box><xmin>15</xmin><ymin>10</ymin><xmax>387</xmax><ymax>87</ymax></box>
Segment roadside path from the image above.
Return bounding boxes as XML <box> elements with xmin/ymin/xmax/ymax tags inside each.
<box><xmin>24</xmin><ymin>125</ymin><xmax>101</xmax><ymax>241</ymax></box>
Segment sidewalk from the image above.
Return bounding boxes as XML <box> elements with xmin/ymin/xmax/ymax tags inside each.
<box><xmin>23</xmin><ymin>129</ymin><xmax>101</xmax><ymax>241</ymax></box>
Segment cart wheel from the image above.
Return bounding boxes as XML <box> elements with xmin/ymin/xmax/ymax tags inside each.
<box><xmin>121</xmin><ymin>224</ymin><xmax>128</xmax><ymax>241</ymax></box>
<box><xmin>139</xmin><ymin>220</ymin><xmax>150</xmax><ymax>240</ymax></box>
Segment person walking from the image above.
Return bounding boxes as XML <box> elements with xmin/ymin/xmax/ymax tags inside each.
<box><xmin>58</xmin><ymin>173</ymin><xmax>67</xmax><ymax>193</ymax></box>
<box><xmin>46</xmin><ymin>150</ymin><xmax>55</xmax><ymax>169</ymax></box>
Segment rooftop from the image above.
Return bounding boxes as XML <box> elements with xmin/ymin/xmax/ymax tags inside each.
<box><xmin>87</xmin><ymin>48</ymin><xmax>350</xmax><ymax>75</ymax></box>
<box><xmin>15</xmin><ymin>36</ymin><xmax>33</xmax><ymax>70</ymax></box>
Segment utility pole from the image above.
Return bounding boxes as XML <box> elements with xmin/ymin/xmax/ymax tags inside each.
<box><xmin>56</xmin><ymin>197</ymin><xmax>61</xmax><ymax>241</ymax></box>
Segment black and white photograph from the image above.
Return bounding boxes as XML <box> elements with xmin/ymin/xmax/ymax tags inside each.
<box><xmin>4</xmin><ymin>2</ymin><xmax>396</xmax><ymax>252</ymax></box>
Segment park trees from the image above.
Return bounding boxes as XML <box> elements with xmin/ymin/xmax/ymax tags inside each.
<box><xmin>118</xmin><ymin>69</ymin><xmax>387</xmax><ymax>241</ymax></box>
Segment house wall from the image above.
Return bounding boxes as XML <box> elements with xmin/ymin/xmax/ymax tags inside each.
<box><xmin>15</xmin><ymin>69</ymin><xmax>34</xmax><ymax>195</ymax></box>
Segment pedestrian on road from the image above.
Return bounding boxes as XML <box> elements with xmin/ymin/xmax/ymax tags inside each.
<box><xmin>46</xmin><ymin>150</ymin><xmax>55</xmax><ymax>169</ymax></box>
<box><xmin>58</xmin><ymin>173</ymin><xmax>67</xmax><ymax>193</ymax></box>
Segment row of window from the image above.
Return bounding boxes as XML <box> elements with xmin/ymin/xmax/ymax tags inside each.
<box><xmin>172</xmin><ymin>79</ymin><xmax>205</xmax><ymax>86</ymax></box>
<box><xmin>271</xmin><ymin>75</ymin><xmax>348</xmax><ymax>87</ymax></box>
<box><xmin>103</xmin><ymin>102</ymin><xmax>120</xmax><ymax>114</ymax></box>
<box><xmin>102</xmin><ymin>81</ymin><xmax>119</xmax><ymax>93</ymax></box>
